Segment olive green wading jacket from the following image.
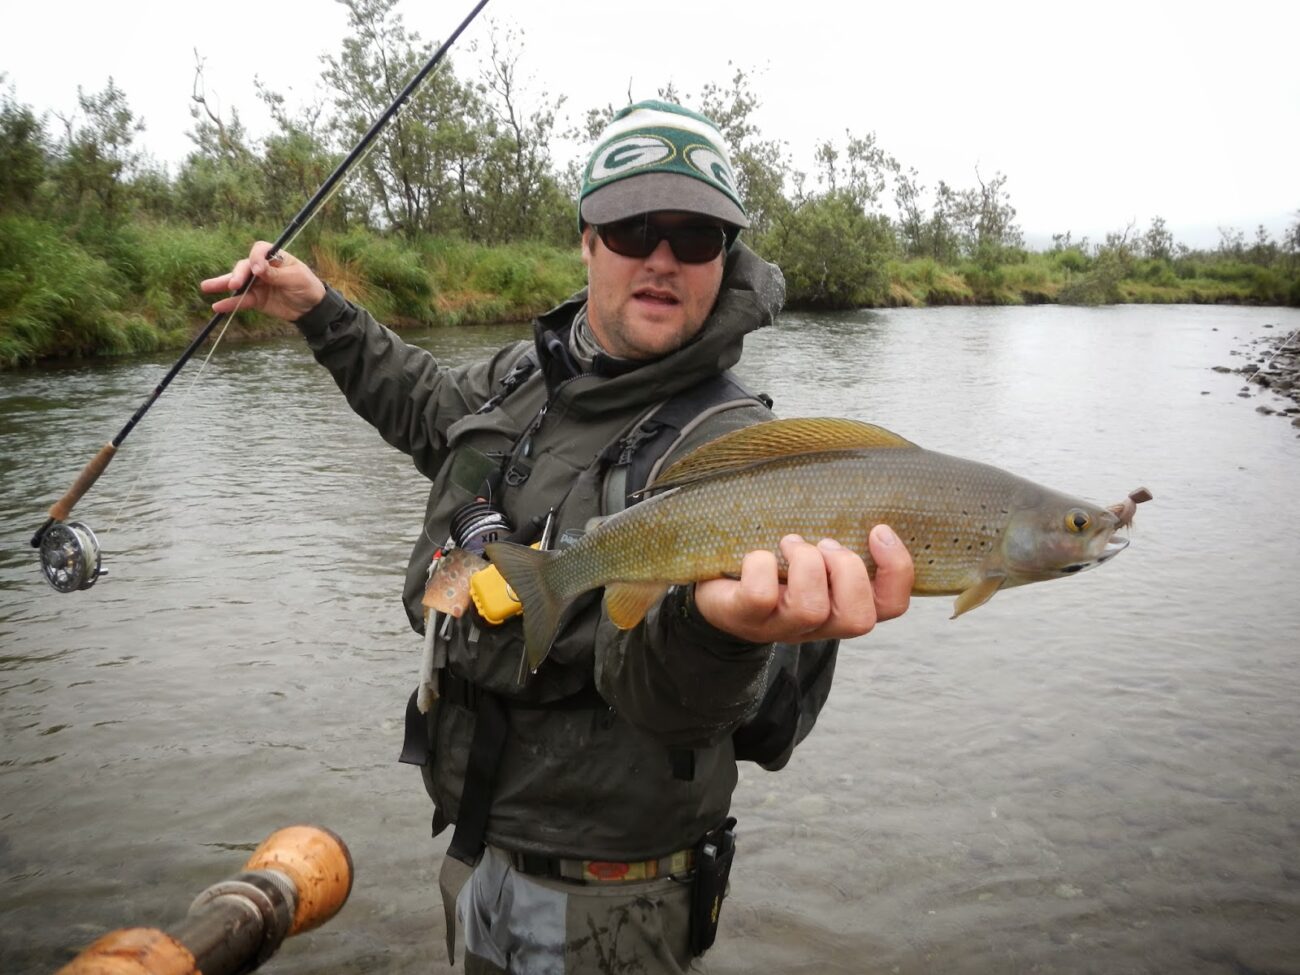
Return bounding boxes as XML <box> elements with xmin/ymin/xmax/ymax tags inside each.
<box><xmin>294</xmin><ymin>243</ymin><xmax>832</xmax><ymax>859</ymax></box>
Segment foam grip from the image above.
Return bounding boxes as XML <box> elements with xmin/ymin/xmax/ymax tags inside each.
<box><xmin>243</xmin><ymin>825</ymin><xmax>353</xmax><ymax>935</ymax></box>
<box><xmin>55</xmin><ymin>927</ymin><xmax>196</xmax><ymax>975</ymax></box>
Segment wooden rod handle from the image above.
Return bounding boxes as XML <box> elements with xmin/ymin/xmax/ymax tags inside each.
<box><xmin>48</xmin><ymin>442</ymin><xmax>117</xmax><ymax>523</ymax></box>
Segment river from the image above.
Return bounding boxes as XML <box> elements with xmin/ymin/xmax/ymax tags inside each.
<box><xmin>2</xmin><ymin>304</ymin><xmax>1298</xmax><ymax>974</ymax></box>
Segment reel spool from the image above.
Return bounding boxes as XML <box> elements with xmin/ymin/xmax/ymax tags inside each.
<box><xmin>38</xmin><ymin>521</ymin><xmax>105</xmax><ymax>593</ymax></box>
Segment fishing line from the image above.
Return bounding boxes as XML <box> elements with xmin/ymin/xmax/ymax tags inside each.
<box><xmin>103</xmin><ymin>122</ymin><xmax>397</xmax><ymax>536</ymax></box>
<box><xmin>105</xmin><ymin>287</ymin><xmax>251</xmax><ymax>536</ymax></box>
<box><xmin>31</xmin><ymin>0</ymin><xmax>492</xmax><ymax>593</ymax></box>
<box><xmin>1241</xmin><ymin>325</ymin><xmax>1299</xmax><ymax>386</ymax></box>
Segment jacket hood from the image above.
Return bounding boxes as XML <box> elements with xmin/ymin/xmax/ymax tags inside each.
<box><xmin>533</xmin><ymin>241</ymin><xmax>785</xmax><ymax>416</ymax></box>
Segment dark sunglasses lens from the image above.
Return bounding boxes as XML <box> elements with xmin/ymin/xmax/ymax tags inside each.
<box><xmin>668</xmin><ymin>226</ymin><xmax>725</xmax><ymax>263</ymax></box>
<box><xmin>599</xmin><ymin>222</ymin><xmax>725</xmax><ymax>263</ymax></box>
<box><xmin>600</xmin><ymin>222</ymin><xmax>655</xmax><ymax>259</ymax></box>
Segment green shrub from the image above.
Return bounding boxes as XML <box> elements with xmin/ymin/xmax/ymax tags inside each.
<box><xmin>0</xmin><ymin>214</ymin><xmax>135</xmax><ymax>364</ymax></box>
<box><xmin>762</xmin><ymin>194</ymin><xmax>894</xmax><ymax>309</ymax></box>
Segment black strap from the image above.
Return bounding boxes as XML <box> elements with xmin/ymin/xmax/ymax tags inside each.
<box><xmin>398</xmin><ymin>689</ymin><xmax>430</xmax><ymax>766</ymax></box>
<box><xmin>446</xmin><ymin>690</ymin><xmax>508</xmax><ymax>865</ymax></box>
<box><xmin>473</xmin><ymin>347</ymin><xmax>538</xmax><ymax>415</ymax></box>
<box><xmin>605</xmin><ymin>370</ymin><xmax>769</xmax><ymax>509</ymax></box>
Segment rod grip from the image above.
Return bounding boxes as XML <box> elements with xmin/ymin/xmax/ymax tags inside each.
<box><xmin>244</xmin><ymin>825</ymin><xmax>353</xmax><ymax>936</ymax></box>
<box><xmin>54</xmin><ymin>927</ymin><xmax>197</xmax><ymax>975</ymax></box>
<box><xmin>48</xmin><ymin>442</ymin><xmax>117</xmax><ymax>523</ymax></box>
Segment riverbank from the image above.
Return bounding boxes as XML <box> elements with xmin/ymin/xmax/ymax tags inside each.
<box><xmin>2</xmin><ymin>215</ymin><xmax>1297</xmax><ymax>368</ymax></box>
<box><xmin>1218</xmin><ymin>324</ymin><xmax>1300</xmax><ymax>430</ymax></box>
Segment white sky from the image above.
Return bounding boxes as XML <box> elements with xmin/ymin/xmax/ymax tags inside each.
<box><xmin>3</xmin><ymin>0</ymin><xmax>1297</xmax><ymax>249</ymax></box>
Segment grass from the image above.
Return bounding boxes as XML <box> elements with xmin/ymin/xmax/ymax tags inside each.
<box><xmin>1</xmin><ymin>211</ymin><xmax>1295</xmax><ymax>367</ymax></box>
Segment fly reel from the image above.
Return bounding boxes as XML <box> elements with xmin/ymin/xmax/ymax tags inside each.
<box><xmin>38</xmin><ymin>521</ymin><xmax>105</xmax><ymax>593</ymax></box>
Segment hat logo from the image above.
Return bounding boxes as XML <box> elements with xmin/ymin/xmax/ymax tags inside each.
<box><xmin>590</xmin><ymin>136</ymin><xmax>674</xmax><ymax>181</ymax></box>
<box><xmin>685</xmin><ymin>145</ymin><xmax>736</xmax><ymax>194</ymax></box>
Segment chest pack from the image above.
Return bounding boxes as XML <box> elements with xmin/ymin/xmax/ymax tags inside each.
<box><xmin>483</xmin><ymin>345</ymin><xmax>772</xmax><ymax>514</ymax></box>
<box><xmin>401</xmin><ymin>345</ymin><xmax>773</xmax><ymax>874</ymax></box>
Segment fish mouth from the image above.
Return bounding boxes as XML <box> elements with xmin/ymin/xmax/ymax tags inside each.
<box><xmin>1058</xmin><ymin>533</ymin><xmax>1129</xmax><ymax>575</ymax></box>
<box><xmin>1099</xmin><ymin>533</ymin><xmax>1130</xmax><ymax>563</ymax></box>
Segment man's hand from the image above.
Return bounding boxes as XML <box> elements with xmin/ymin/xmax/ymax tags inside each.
<box><xmin>200</xmin><ymin>241</ymin><xmax>327</xmax><ymax>323</ymax></box>
<box><xmin>692</xmin><ymin>527</ymin><xmax>913</xmax><ymax>644</ymax></box>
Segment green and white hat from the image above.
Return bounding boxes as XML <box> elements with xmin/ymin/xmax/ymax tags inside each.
<box><xmin>579</xmin><ymin>100</ymin><xmax>749</xmax><ymax>230</ymax></box>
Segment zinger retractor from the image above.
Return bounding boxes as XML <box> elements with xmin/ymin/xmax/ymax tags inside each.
<box><xmin>38</xmin><ymin>521</ymin><xmax>105</xmax><ymax>593</ymax></box>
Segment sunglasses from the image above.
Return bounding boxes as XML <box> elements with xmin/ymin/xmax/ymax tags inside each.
<box><xmin>595</xmin><ymin>217</ymin><xmax>728</xmax><ymax>264</ymax></box>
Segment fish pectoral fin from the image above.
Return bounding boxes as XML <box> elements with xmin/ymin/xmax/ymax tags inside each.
<box><xmin>951</xmin><ymin>576</ymin><xmax>1005</xmax><ymax>619</ymax></box>
<box><xmin>604</xmin><ymin>581</ymin><xmax>671</xmax><ymax>630</ymax></box>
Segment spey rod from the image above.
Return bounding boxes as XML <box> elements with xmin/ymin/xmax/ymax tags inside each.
<box><xmin>30</xmin><ymin>0</ymin><xmax>492</xmax><ymax>585</ymax></box>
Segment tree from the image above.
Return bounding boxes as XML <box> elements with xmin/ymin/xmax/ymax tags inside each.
<box><xmin>892</xmin><ymin>165</ymin><xmax>928</xmax><ymax>258</ymax></box>
<box><xmin>687</xmin><ymin>67</ymin><xmax>792</xmax><ymax>240</ymax></box>
<box><xmin>52</xmin><ymin>78</ymin><xmax>144</xmax><ymax>219</ymax></box>
<box><xmin>812</xmin><ymin>131</ymin><xmax>892</xmax><ymax>212</ymax></box>
<box><xmin>1216</xmin><ymin>226</ymin><xmax>1246</xmax><ymax>259</ymax></box>
<box><xmin>924</xmin><ymin>181</ymin><xmax>963</xmax><ymax>264</ymax></box>
<box><xmin>1284</xmin><ymin>209</ymin><xmax>1300</xmax><ymax>273</ymax></box>
<box><xmin>765</xmin><ymin>192</ymin><xmax>893</xmax><ymax>308</ymax></box>
<box><xmin>1246</xmin><ymin>224</ymin><xmax>1278</xmax><ymax>266</ymax></box>
<box><xmin>257</xmin><ymin>80</ymin><xmax>346</xmax><ymax>233</ymax></box>
<box><xmin>947</xmin><ymin>168</ymin><xmax>1022</xmax><ymax>264</ymax></box>
<box><xmin>0</xmin><ymin>79</ymin><xmax>48</xmax><ymax>212</ymax></box>
<box><xmin>1059</xmin><ymin>223</ymin><xmax>1137</xmax><ymax>305</ymax></box>
<box><xmin>466</xmin><ymin>20</ymin><xmax>571</xmax><ymax>244</ymax></box>
<box><xmin>1142</xmin><ymin>216</ymin><xmax>1174</xmax><ymax>261</ymax></box>
<box><xmin>175</xmin><ymin>54</ymin><xmax>266</xmax><ymax>226</ymax></box>
<box><xmin>322</xmin><ymin>0</ymin><xmax>482</xmax><ymax>237</ymax></box>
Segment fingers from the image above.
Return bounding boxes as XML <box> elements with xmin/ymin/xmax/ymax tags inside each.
<box><xmin>201</xmin><ymin>242</ymin><xmax>275</xmax><ymax>294</ymax></box>
<box><xmin>199</xmin><ymin>258</ymin><xmax>248</xmax><ymax>297</ymax></box>
<box><xmin>200</xmin><ymin>242</ymin><xmax>324</xmax><ymax>321</ymax></box>
<box><xmin>692</xmin><ymin>530</ymin><xmax>912</xmax><ymax>645</ymax></box>
<box><xmin>816</xmin><ymin>537</ymin><xmax>876</xmax><ymax>632</ymax></box>
<box><xmin>694</xmin><ymin>548</ymin><xmax>779</xmax><ymax>638</ymax></box>
<box><xmin>867</xmin><ymin>525</ymin><xmax>913</xmax><ymax>621</ymax></box>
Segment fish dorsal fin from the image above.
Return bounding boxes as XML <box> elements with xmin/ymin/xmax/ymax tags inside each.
<box><xmin>650</xmin><ymin>417</ymin><xmax>916</xmax><ymax>491</ymax></box>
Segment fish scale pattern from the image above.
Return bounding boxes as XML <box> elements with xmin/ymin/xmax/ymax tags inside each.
<box><xmin>541</xmin><ymin>447</ymin><xmax>1080</xmax><ymax>598</ymax></box>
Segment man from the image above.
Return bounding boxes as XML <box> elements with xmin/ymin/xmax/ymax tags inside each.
<box><xmin>203</xmin><ymin>100</ymin><xmax>912</xmax><ymax>973</ymax></box>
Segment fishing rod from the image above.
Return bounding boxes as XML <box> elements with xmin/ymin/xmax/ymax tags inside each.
<box><xmin>31</xmin><ymin>0</ymin><xmax>492</xmax><ymax>594</ymax></box>
<box><xmin>56</xmin><ymin>825</ymin><xmax>352</xmax><ymax>975</ymax></box>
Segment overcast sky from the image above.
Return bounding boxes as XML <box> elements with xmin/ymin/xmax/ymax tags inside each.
<box><xmin>4</xmin><ymin>0</ymin><xmax>1296</xmax><ymax>249</ymax></box>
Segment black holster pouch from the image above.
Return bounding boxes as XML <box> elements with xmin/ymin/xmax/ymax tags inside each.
<box><xmin>689</xmin><ymin>816</ymin><xmax>737</xmax><ymax>956</ymax></box>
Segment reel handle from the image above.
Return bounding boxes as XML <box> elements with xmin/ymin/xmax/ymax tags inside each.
<box><xmin>54</xmin><ymin>825</ymin><xmax>353</xmax><ymax>975</ymax></box>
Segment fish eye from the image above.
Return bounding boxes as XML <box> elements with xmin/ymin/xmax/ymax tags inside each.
<box><xmin>1065</xmin><ymin>509</ymin><xmax>1091</xmax><ymax>533</ymax></box>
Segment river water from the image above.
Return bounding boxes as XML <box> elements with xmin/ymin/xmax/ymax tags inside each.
<box><xmin>2</xmin><ymin>304</ymin><xmax>1298</xmax><ymax>974</ymax></box>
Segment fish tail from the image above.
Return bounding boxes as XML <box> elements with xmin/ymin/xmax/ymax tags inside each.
<box><xmin>484</xmin><ymin>541</ymin><xmax>568</xmax><ymax>672</ymax></box>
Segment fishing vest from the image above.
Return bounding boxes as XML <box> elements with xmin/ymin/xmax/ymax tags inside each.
<box><xmin>398</xmin><ymin>341</ymin><xmax>774</xmax><ymax>861</ymax></box>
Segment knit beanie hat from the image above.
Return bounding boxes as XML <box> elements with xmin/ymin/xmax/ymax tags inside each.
<box><xmin>578</xmin><ymin>100</ymin><xmax>749</xmax><ymax>231</ymax></box>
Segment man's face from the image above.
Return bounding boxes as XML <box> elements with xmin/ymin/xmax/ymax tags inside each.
<box><xmin>581</xmin><ymin>212</ymin><xmax>726</xmax><ymax>360</ymax></box>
